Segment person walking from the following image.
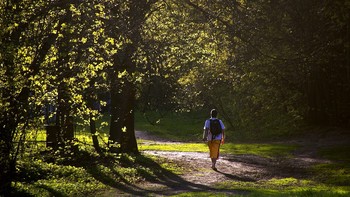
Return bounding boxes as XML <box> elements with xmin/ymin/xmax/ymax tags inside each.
<box><xmin>203</xmin><ymin>109</ymin><xmax>225</xmax><ymax>171</ymax></box>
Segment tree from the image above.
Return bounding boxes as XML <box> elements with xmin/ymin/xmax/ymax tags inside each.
<box><xmin>233</xmin><ymin>0</ymin><xmax>350</xmax><ymax>128</ymax></box>
<box><xmin>102</xmin><ymin>0</ymin><xmax>158</xmax><ymax>153</ymax></box>
<box><xmin>0</xmin><ymin>0</ymin><xmax>109</xmax><ymax>192</ymax></box>
<box><xmin>0</xmin><ymin>0</ymin><xmax>74</xmax><ymax>193</ymax></box>
<box><xmin>174</xmin><ymin>0</ymin><xmax>350</xmax><ymax>134</ymax></box>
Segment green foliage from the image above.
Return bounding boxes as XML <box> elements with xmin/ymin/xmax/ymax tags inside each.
<box><xmin>171</xmin><ymin>0</ymin><xmax>350</xmax><ymax>134</ymax></box>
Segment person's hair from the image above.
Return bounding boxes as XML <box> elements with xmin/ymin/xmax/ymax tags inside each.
<box><xmin>210</xmin><ymin>109</ymin><xmax>218</xmax><ymax>118</ymax></box>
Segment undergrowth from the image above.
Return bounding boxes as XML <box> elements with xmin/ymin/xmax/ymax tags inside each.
<box><xmin>11</xmin><ymin>144</ymin><xmax>184</xmax><ymax>197</ymax></box>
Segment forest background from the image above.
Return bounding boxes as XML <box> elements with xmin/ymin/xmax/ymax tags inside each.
<box><xmin>0</xmin><ymin>0</ymin><xmax>349</xmax><ymax>195</ymax></box>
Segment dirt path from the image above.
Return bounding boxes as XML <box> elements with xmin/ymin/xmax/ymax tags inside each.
<box><xmin>100</xmin><ymin>131</ymin><xmax>333</xmax><ymax>196</ymax></box>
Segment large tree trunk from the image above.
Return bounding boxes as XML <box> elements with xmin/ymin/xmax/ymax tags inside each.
<box><xmin>107</xmin><ymin>0</ymin><xmax>155</xmax><ymax>153</ymax></box>
<box><xmin>108</xmin><ymin>82</ymin><xmax>138</xmax><ymax>153</ymax></box>
<box><xmin>120</xmin><ymin>79</ymin><xmax>138</xmax><ymax>154</ymax></box>
<box><xmin>108</xmin><ymin>51</ymin><xmax>138</xmax><ymax>153</ymax></box>
<box><xmin>108</xmin><ymin>77</ymin><xmax>125</xmax><ymax>152</ymax></box>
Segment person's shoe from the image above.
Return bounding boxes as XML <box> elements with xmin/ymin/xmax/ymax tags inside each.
<box><xmin>211</xmin><ymin>166</ymin><xmax>217</xmax><ymax>171</ymax></box>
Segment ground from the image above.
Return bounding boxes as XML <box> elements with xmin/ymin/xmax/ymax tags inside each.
<box><xmin>96</xmin><ymin>130</ymin><xmax>348</xmax><ymax>197</ymax></box>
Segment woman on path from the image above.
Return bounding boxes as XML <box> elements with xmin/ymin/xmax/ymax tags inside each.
<box><xmin>203</xmin><ymin>109</ymin><xmax>225</xmax><ymax>171</ymax></box>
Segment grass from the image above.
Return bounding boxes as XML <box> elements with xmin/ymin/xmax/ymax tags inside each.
<box><xmin>318</xmin><ymin>145</ymin><xmax>350</xmax><ymax>163</ymax></box>
<box><xmin>171</xmin><ymin>178</ymin><xmax>350</xmax><ymax>197</ymax></box>
<box><xmin>139</xmin><ymin>141</ymin><xmax>298</xmax><ymax>158</ymax></box>
<box><xmin>14</xmin><ymin>151</ymin><xmax>106</xmax><ymax>196</ymax></box>
<box><xmin>173</xmin><ymin>192</ymin><xmax>237</xmax><ymax>196</ymax></box>
<box><xmin>139</xmin><ymin>142</ymin><xmax>207</xmax><ymax>152</ymax></box>
<box><xmin>312</xmin><ymin>163</ymin><xmax>350</xmax><ymax>186</ymax></box>
<box><xmin>135</xmin><ymin>111</ymin><xmax>208</xmax><ymax>141</ymax></box>
<box><xmin>313</xmin><ymin>144</ymin><xmax>350</xmax><ymax>187</ymax></box>
<box><xmin>135</xmin><ymin>110</ymin><xmax>300</xmax><ymax>142</ymax></box>
<box><xmin>212</xmin><ymin>177</ymin><xmax>350</xmax><ymax>197</ymax></box>
<box><xmin>13</xmin><ymin>147</ymin><xmax>185</xmax><ymax>197</ymax></box>
<box><xmin>195</xmin><ymin>144</ymin><xmax>350</xmax><ymax>197</ymax></box>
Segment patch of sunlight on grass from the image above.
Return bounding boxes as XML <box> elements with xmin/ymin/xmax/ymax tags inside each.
<box><xmin>139</xmin><ymin>142</ymin><xmax>297</xmax><ymax>158</ymax></box>
<box><xmin>312</xmin><ymin>163</ymin><xmax>350</xmax><ymax>186</ymax></box>
<box><xmin>221</xmin><ymin>143</ymin><xmax>297</xmax><ymax>158</ymax></box>
<box><xmin>172</xmin><ymin>192</ymin><xmax>235</xmax><ymax>197</ymax></box>
<box><xmin>25</xmin><ymin>128</ymin><xmax>109</xmax><ymax>147</ymax></box>
<box><xmin>285</xmin><ymin>185</ymin><xmax>350</xmax><ymax>197</ymax></box>
<box><xmin>139</xmin><ymin>143</ymin><xmax>208</xmax><ymax>152</ymax></box>
<box><xmin>14</xmin><ymin>160</ymin><xmax>106</xmax><ymax>197</ymax></box>
<box><xmin>160</xmin><ymin>162</ymin><xmax>185</xmax><ymax>175</ymax></box>
<box><xmin>266</xmin><ymin>177</ymin><xmax>306</xmax><ymax>187</ymax></box>
<box><xmin>217</xmin><ymin>178</ymin><xmax>350</xmax><ymax>197</ymax></box>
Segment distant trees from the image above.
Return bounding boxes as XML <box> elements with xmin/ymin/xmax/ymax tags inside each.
<box><xmin>236</xmin><ymin>0</ymin><xmax>350</xmax><ymax>128</ymax></box>
<box><xmin>174</xmin><ymin>0</ymin><xmax>350</xmax><ymax>134</ymax></box>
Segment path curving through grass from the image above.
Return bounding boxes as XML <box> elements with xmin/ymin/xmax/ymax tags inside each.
<box><xmin>98</xmin><ymin>130</ymin><xmax>350</xmax><ymax>196</ymax></box>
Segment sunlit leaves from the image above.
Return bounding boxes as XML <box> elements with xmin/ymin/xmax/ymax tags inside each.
<box><xmin>69</xmin><ymin>4</ymin><xmax>81</xmax><ymax>17</ymax></box>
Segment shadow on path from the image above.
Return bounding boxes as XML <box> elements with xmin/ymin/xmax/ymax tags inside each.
<box><xmin>216</xmin><ymin>169</ymin><xmax>256</xmax><ymax>182</ymax></box>
<box><xmin>84</xmin><ymin>154</ymin><xmax>245</xmax><ymax>196</ymax></box>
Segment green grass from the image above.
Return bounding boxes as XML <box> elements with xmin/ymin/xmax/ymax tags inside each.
<box><xmin>139</xmin><ymin>142</ymin><xmax>207</xmax><ymax>152</ymax></box>
<box><xmin>318</xmin><ymin>145</ymin><xmax>350</xmax><ymax>163</ymax></box>
<box><xmin>13</xmin><ymin>149</ymin><xmax>184</xmax><ymax>196</ymax></box>
<box><xmin>173</xmin><ymin>177</ymin><xmax>350</xmax><ymax>197</ymax></box>
<box><xmin>135</xmin><ymin>110</ymin><xmax>299</xmax><ymax>142</ymax></box>
<box><xmin>214</xmin><ymin>177</ymin><xmax>350</xmax><ymax>197</ymax></box>
<box><xmin>172</xmin><ymin>192</ymin><xmax>235</xmax><ymax>197</ymax></box>
<box><xmin>139</xmin><ymin>142</ymin><xmax>298</xmax><ymax>158</ymax></box>
<box><xmin>312</xmin><ymin>163</ymin><xmax>350</xmax><ymax>186</ymax></box>
<box><xmin>14</xmin><ymin>154</ymin><xmax>106</xmax><ymax>196</ymax></box>
<box><xmin>313</xmin><ymin>144</ymin><xmax>350</xmax><ymax>186</ymax></box>
<box><xmin>135</xmin><ymin>111</ymin><xmax>207</xmax><ymax>141</ymax></box>
<box><xmin>221</xmin><ymin>143</ymin><xmax>297</xmax><ymax>157</ymax></box>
